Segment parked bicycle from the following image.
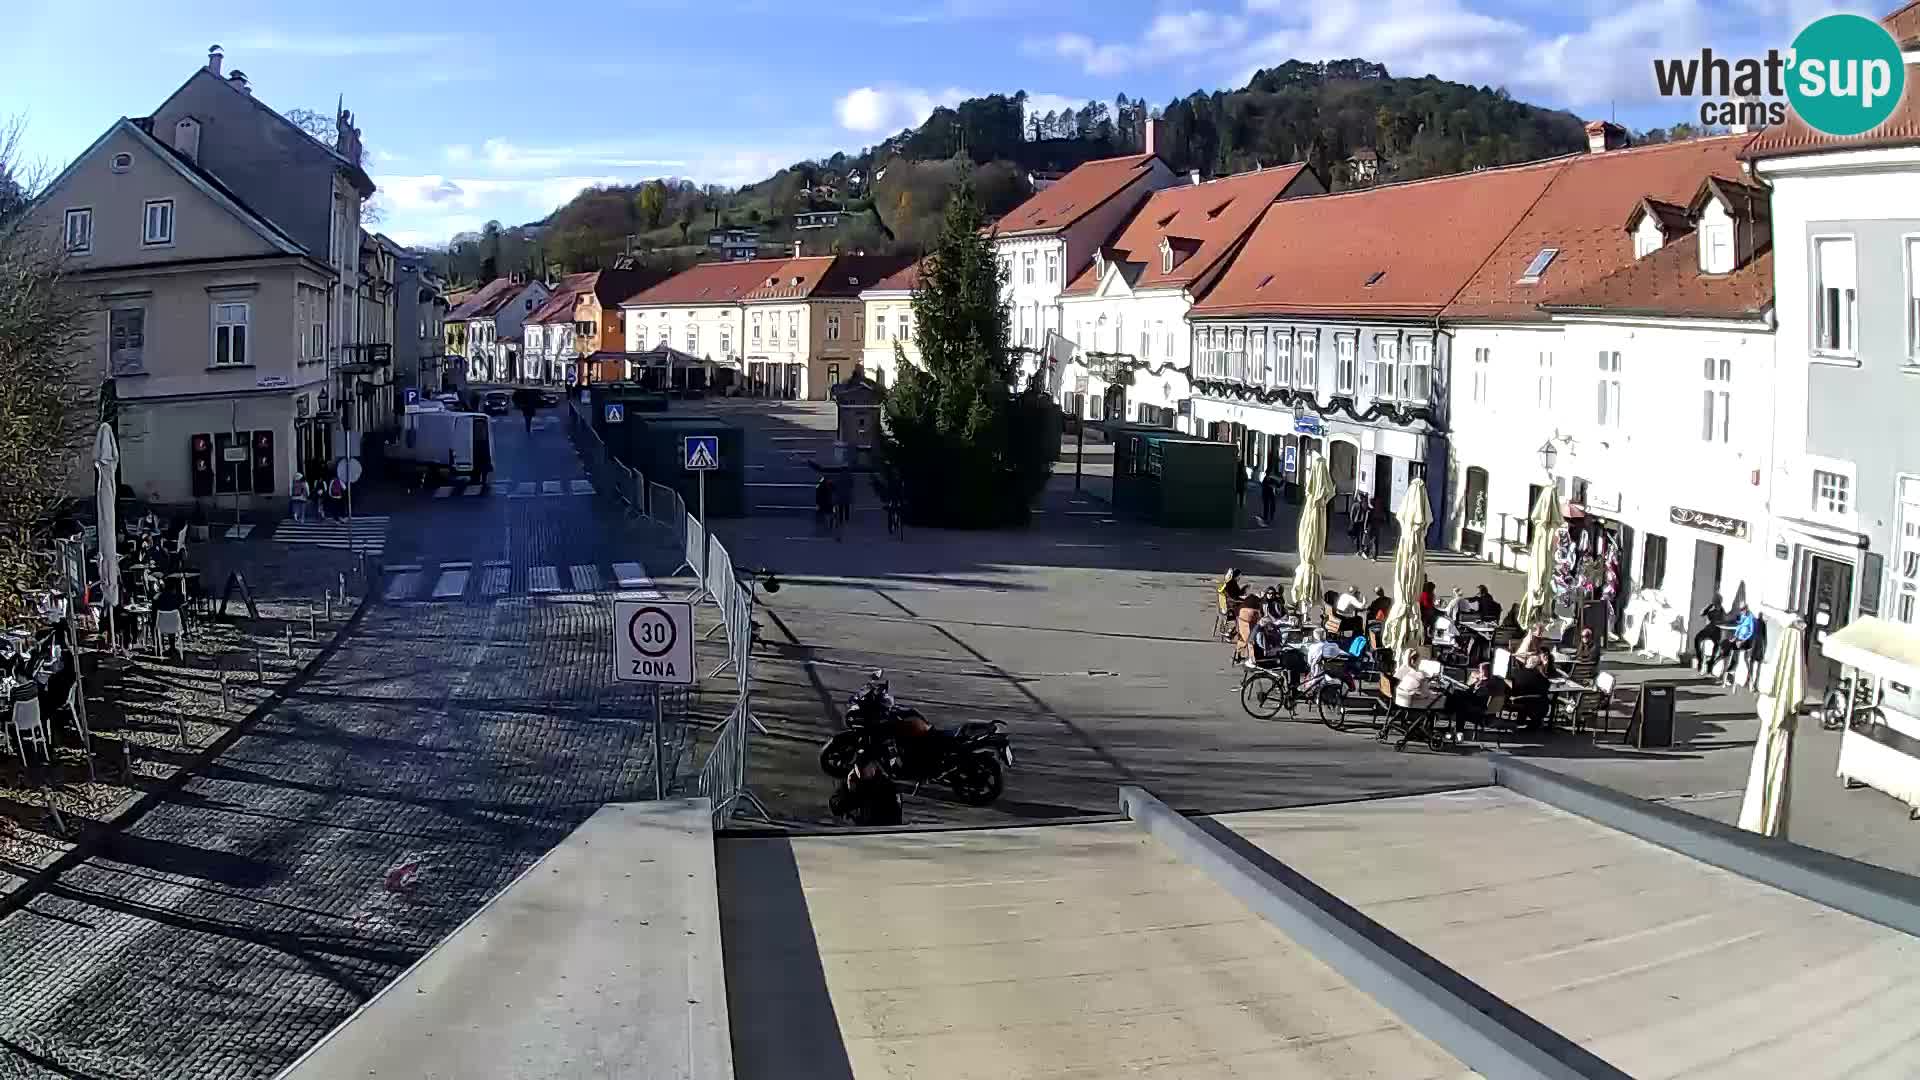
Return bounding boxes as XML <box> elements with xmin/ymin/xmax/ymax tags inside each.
<box><xmin>1821</xmin><ymin>673</ymin><xmax>1884</xmax><ymax>733</ymax></box>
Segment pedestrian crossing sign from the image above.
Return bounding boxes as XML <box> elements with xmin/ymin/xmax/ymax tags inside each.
<box><xmin>683</xmin><ymin>435</ymin><xmax>719</xmax><ymax>471</ymax></box>
<box><xmin>605</xmin><ymin>403</ymin><xmax>625</xmax><ymax>424</ymax></box>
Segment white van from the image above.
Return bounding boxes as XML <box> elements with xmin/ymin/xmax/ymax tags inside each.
<box><xmin>394</xmin><ymin>406</ymin><xmax>493</xmax><ymax>484</ymax></box>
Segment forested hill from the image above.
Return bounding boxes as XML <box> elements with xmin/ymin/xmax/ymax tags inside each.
<box><xmin>428</xmin><ymin>59</ymin><xmax>1595</xmax><ymax>284</ymax></box>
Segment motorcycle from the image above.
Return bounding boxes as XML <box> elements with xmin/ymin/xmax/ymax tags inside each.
<box><xmin>818</xmin><ymin>671</ymin><xmax>1013</xmax><ymax>807</ymax></box>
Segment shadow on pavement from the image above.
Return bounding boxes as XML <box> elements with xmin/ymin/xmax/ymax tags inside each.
<box><xmin>716</xmin><ymin>837</ymin><xmax>857</xmax><ymax>1080</ymax></box>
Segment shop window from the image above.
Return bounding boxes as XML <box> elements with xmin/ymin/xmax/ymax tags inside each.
<box><xmin>1641</xmin><ymin>533</ymin><xmax>1668</xmax><ymax>591</ymax></box>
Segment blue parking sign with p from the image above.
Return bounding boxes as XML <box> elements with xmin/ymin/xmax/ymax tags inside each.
<box><xmin>1283</xmin><ymin>445</ymin><xmax>1298</xmax><ymax>474</ymax></box>
<box><xmin>683</xmin><ymin>435</ymin><xmax>719</xmax><ymax>471</ymax></box>
<box><xmin>404</xmin><ymin>387</ymin><xmax>418</xmax><ymax>405</ymax></box>
<box><xmin>605</xmin><ymin>403</ymin><xmax>625</xmax><ymax>424</ymax></box>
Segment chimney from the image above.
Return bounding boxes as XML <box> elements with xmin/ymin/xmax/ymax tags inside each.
<box><xmin>206</xmin><ymin>44</ymin><xmax>224</xmax><ymax>77</ymax></box>
<box><xmin>1189</xmin><ymin>169</ymin><xmax>1201</xmax><ymax>186</ymax></box>
<box><xmin>1584</xmin><ymin>120</ymin><xmax>1628</xmax><ymax>153</ymax></box>
<box><xmin>792</xmin><ymin>240</ymin><xmax>803</xmax><ymax>258</ymax></box>
<box><xmin>173</xmin><ymin>116</ymin><xmax>201</xmax><ymax>163</ymax></box>
<box><xmin>1143</xmin><ymin>117</ymin><xmax>1163</xmax><ymax>157</ymax></box>
<box><xmin>228</xmin><ymin>69</ymin><xmax>251</xmax><ymax>95</ymax></box>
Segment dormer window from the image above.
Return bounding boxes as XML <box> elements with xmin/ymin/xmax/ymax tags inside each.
<box><xmin>1364</xmin><ymin>271</ymin><xmax>1386</xmax><ymax>287</ymax></box>
<box><xmin>1516</xmin><ymin>247</ymin><xmax>1559</xmax><ymax>284</ymax></box>
<box><xmin>1093</xmin><ymin>251</ymin><xmax>1106</xmax><ymax>280</ymax></box>
<box><xmin>1701</xmin><ymin>222</ymin><xmax>1734</xmax><ymax>274</ymax></box>
<box><xmin>1634</xmin><ymin>228</ymin><xmax>1661</xmax><ymax>259</ymax></box>
<box><xmin>1159</xmin><ymin>240</ymin><xmax>1173</xmax><ymax>275</ymax></box>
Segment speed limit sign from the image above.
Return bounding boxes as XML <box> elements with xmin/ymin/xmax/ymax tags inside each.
<box><xmin>612</xmin><ymin>598</ymin><xmax>694</xmax><ymax>685</ymax></box>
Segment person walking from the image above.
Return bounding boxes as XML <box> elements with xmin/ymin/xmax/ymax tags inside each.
<box><xmin>289</xmin><ymin>475</ymin><xmax>309</xmax><ymax>524</ymax></box>
<box><xmin>327</xmin><ymin>473</ymin><xmax>348</xmax><ymax>522</ymax></box>
<box><xmin>813</xmin><ymin>475</ymin><xmax>834</xmax><ymax>534</ymax></box>
<box><xmin>1348</xmin><ymin>490</ymin><xmax>1370</xmax><ymax>550</ymax></box>
<box><xmin>1259</xmin><ymin>469</ymin><xmax>1280</xmax><ymax>526</ymax></box>
<box><xmin>519</xmin><ymin>393</ymin><xmax>538</xmax><ymax>434</ymax></box>
<box><xmin>1360</xmin><ymin>507</ymin><xmax>1382</xmax><ymax>560</ymax></box>
<box><xmin>1234</xmin><ymin>459</ymin><xmax>1249</xmax><ymax>511</ymax></box>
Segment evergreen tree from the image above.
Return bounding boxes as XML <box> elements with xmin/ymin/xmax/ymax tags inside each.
<box><xmin>882</xmin><ymin>187</ymin><xmax>1052</xmax><ymax>528</ymax></box>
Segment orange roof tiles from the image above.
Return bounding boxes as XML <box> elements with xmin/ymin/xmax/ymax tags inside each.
<box><xmin>994</xmin><ymin>153</ymin><xmax>1160</xmax><ymax>237</ymax></box>
<box><xmin>447</xmin><ymin>277</ymin><xmax>523</xmax><ymax>320</ymax></box>
<box><xmin>621</xmin><ymin>254</ymin><xmax>911</xmax><ymax>308</ymax></box>
<box><xmin>1191</xmin><ymin>160</ymin><xmax>1564</xmax><ymax>318</ymax></box>
<box><xmin>620</xmin><ymin>259</ymin><xmax>792</xmax><ymax>307</ymax></box>
<box><xmin>1444</xmin><ymin>135</ymin><xmax>1752</xmax><ymax>322</ymax></box>
<box><xmin>863</xmin><ymin>260</ymin><xmax>923</xmax><ymax>293</ymax></box>
<box><xmin>1540</xmin><ymin>234</ymin><xmax>1773</xmax><ymax>319</ymax></box>
<box><xmin>1062</xmin><ymin>164</ymin><xmax>1311</xmax><ymax>297</ymax></box>
<box><xmin>1743</xmin><ymin>3</ymin><xmax>1920</xmax><ymax>160</ymax></box>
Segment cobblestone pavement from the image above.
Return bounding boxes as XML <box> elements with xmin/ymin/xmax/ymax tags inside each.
<box><xmin>0</xmin><ymin>408</ymin><xmax>690</xmax><ymax>1080</ymax></box>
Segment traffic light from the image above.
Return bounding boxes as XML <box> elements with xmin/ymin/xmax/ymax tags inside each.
<box><xmin>252</xmin><ymin>429</ymin><xmax>275</xmax><ymax>494</ymax></box>
<box><xmin>190</xmin><ymin>433</ymin><xmax>214</xmax><ymax>498</ymax></box>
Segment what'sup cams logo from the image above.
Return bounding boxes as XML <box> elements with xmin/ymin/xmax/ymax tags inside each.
<box><xmin>1653</xmin><ymin>14</ymin><xmax>1907</xmax><ymax>136</ymax></box>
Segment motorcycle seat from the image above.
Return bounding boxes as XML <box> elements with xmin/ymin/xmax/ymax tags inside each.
<box><xmin>952</xmin><ymin>721</ymin><xmax>999</xmax><ymax>740</ymax></box>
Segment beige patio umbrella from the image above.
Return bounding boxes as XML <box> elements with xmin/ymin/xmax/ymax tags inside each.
<box><xmin>1517</xmin><ymin>486</ymin><xmax>1565</xmax><ymax>629</ymax></box>
<box><xmin>1288</xmin><ymin>454</ymin><xmax>1334</xmax><ymax>612</ymax></box>
<box><xmin>1380</xmin><ymin>482</ymin><xmax>1431</xmax><ymax>654</ymax></box>
<box><xmin>1739</xmin><ymin>620</ymin><xmax>1805</xmax><ymax>837</ymax></box>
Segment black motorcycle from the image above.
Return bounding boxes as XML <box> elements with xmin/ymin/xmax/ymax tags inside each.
<box><xmin>818</xmin><ymin>672</ymin><xmax>1013</xmax><ymax>807</ymax></box>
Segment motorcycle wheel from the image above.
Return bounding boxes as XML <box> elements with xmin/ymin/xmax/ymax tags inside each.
<box><xmin>818</xmin><ymin>733</ymin><xmax>860</xmax><ymax>777</ymax></box>
<box><xmin>949</xmin><ymin>755</ymin><xmax>1004</xmax><ymax>806</ymax></box>
<box><xmin>1240</xmin><ymin>671</ymin><xmax>1289</xmax><ymax>720</ymax></box>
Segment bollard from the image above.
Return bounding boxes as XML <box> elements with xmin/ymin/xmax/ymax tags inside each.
<box><xmin>338</xmin><ymin>571</ymin><xmax>348</xmax><ymax>605</ymax></box>
<box><xmin>324</xmin><ymin>593</ymin><xmax>332</xmax><ymax>623</ymax></box>
<box><xmin>286</xmin><ymin>623</ymin><xmax>295</xmax><ymax>659</ymax></box>
<box><xmin>255</xmin><ymin>647</ymin><xmax>265</xmax><ymax>684</ymax></box>
<box><xmin>308</xmin><ymin>601</ymin><xmax>317</xmax><ymax>640</ymax></box>
<box><xmin>218</xmin><ymin>664</ymin><xmax>231</xmax><ymax>713</ymax></box>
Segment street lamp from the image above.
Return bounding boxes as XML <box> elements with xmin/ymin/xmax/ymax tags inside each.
<box><xmin>1538</xmin><ymin>439</ymin><xmax>1558</xmax><ymax>473</ymax></box>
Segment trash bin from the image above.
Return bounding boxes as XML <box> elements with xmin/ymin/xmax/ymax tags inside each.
<box><xmin>1627</xmin><ymin>682</ymin><xmax>1676</xmax><ymax>748</ymax></box>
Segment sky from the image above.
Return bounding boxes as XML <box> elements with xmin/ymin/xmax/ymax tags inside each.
<box><xmin>3</xmin><ymin>0</ymin><xmax>1864</xmax><ymax>249</ymax></box>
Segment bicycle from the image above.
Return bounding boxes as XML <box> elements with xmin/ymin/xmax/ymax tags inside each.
<box><xmin>1822</xmin><ymin>675</ymin><xmax>1884</xmax><ymax>733</ymax></box>
<box><xmin>1240</xmin><ymin>664</ymin><xmax>1354</xmax><ymax>730</ymax></box>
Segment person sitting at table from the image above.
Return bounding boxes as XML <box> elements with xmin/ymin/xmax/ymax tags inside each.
<box><xmin>1336</xmin><ymin>586</ymin><xmax>1364</xmax><ymax>617</ymax></box>
<box><xmin>1714</xmin><ymin>603</ymin><xmax>1758</xmax><ymax>682</ymax></box>
<box><xmin>1692</xmin><ymin>593</ymin><xmax>1728</xmax><ymax>672</ymax></box>
<box><xmin>1252</xmin><ymin>620</ymin><xmax>1307</xmax><ymax>684</ymax></box>
<box><xmin>1471</xmin><ymin>585</ymin><xmax>1501</xmax><ymax>620</ymax></box>
<box><xmin>1446</xmin><ymin>663</ymin><xmax>1506</xmax><ymax>725</ymax></box>
<box><xmin>1440</xmin><ymin>586</ymin><xmax>1467</xmax><ymax>624</ymax></box>
<box><xmin>6</xmin><ymin>657</ymin><xmax>39</xmax><ymax>712</ymax></box>
<box><xmin>39</xmin><ymin>641</ymin><xmax>74</xmax><ymax>728</ymax></box>
<box><xmin>1574</xmin><ymin>625</ymin><xmax>1602</xmax><ymax>668</ymax></box>
<box><xmin>1320</xmin><ymin>590</ymin><xmax>1344</xmax><ymax>635</ymax></box>
<box><xmin>1306</xmin><ymin>630</ymin><xmax>1346</xmax><ymax>680</ymax></box>
<box><xmin>1365</xmin><ymin>587</ymin><xmax>1392</xmax><ymax>624</ymax></box>
<box><xmin>1418</xmin><ymin>580</ymin><xmax>1438</xmax><ymax>628</ymax></box>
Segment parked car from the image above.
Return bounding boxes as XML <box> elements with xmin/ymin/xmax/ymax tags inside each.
<box><xmin>480</xmin><ymin>390</ymin><xmax>512</xmax><ymax>416</ymax></box>
<box><xmin>539</xmin><ymin>390</ymin><xmax>560</xmax><ymax>407</ymax></box>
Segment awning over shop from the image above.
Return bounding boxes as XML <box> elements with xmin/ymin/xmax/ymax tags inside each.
<box><xmin>1821</xmin><ymin>616</ymin><xmax>1920</xmax><ymax>688</ymax></box>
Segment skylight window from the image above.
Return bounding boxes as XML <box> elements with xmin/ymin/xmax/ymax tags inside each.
<box><xmin>1257</xmin><ymin>273</ymin><xmax>1275</xmax><ymax>289</ymax></box>
<box><xmin>1517</xmin><ymin>247</ymin><xmax>1560</xmax><ymax>284</ymax></box>
<box><xmin>1157</xmin><ymin>211</ymin><xmax>1178</xmax><ymax>227</ymax></box>
<box><xmin>1206</xmin><ymin>200</ymin><xmax>1232</xmax><ymax>220</ymax></box>
<box><xmin>1365</xmin><ymin>271</ymin><xmax>1386</xmax><ymax>287</ymax></box>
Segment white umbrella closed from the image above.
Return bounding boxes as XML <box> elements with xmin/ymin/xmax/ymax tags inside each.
<box><xmin>1288</xmin><ymin>455</ymin><xmax>1334</xmax><ymax>613</ymax></box>
<box><xmin>1380</xmin><ymin>483</ymin><xmax>1431</xmax><ymax>654</ymax></box>
<box><xmin>1739</xmin><ymin>621</ymin><xmax>1805</xmax><ymax>837</ymax></box>
<box><xmin>1518</xmin><ymin>486</ymin><xmax>1565</xmax><ymax>629</ymax></box>
<box><xmin>94</xmin><ymin>425</ymin><xmax>121</xmax><ymax>609</ymax></box>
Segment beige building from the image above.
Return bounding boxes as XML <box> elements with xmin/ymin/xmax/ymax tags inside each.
<box><xmin>28</xmin><ymin>46</ymin><xmax>375</xmax><ymax>516</ymax></box>
<box><xmin>858</xmin><ymin>261</ymin><xmax>921</xmax><ymax>388</ymax></box>
<box><xmin>622</xmin><ymin>254</ymin><xmax>906</xmax><ymax>399</ymax></box>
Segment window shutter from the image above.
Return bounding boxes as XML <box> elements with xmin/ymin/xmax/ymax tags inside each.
<box><xmin>1598</xmin><ymin>378</ymin><xmax>1608</xmax><ymax>424</ymax></box>
<box><xmin>1702</xmin><ymin>390</ymin><xmax>1714</xmax><ymax>441</ymax></box>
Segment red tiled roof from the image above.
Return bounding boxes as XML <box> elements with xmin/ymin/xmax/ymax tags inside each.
<box><xmin>1191</xmin><ymin>160</ymin><xmax>1565</xmax><ymax>318</ymax></box>
<box><xmin>1062</xmin><ymin>164</ymin><xmax>1311</xmax><ymax>298</ymax></box>
<box><xmin>1540</xmin><ymin>233</ymin><xmax>1773</xmax><ymax>319</ymax></box>
<box><xmin>807</xmin><ymin>254</ymin><xmax>914</xmax><ymax>298</ymax></box>
<box><xmin>1743</xmin><ymin>3</ymin><xmax>1920</xmax><ymax>160</ymax></box>
<box><xmin>447</xmin><ymin>277</ymin><xmax>521</xmax><ymax>320</ymax></box>
<box><xmin>526</xmin><ymin>289</ymin><xmax>583</xmax><ymax>324</ymax></box>
<box><xmin>620</xmin><ymin>259</ymin><xmax>791</xmax><ymax>307</ymax></box>
<box><xmin>862</xmin><ymin>260</ymin><xmax>923</xmax><ymax>293</ymax></box>
<box><xmin>1444</xmin><ymin>135</ymin><xmax>1752</xmax><ymax>322</ymax></box>
<box><xmin>994</xmin><ymin>153</ymin><xmax>1160</xmax><ymax>237</ymax></box>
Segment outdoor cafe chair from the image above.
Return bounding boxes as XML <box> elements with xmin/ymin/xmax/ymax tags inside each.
<box><xmin>153</xmin><ymin>609</ymin><xmax>186</xmax><ymax>656</ymax></box>
<box><xmin>1582</xmin><ymin>671</ymin><xmax>1617</xmax><ymax>739</ymax></box>
<box><xmin>10</xmin><ymin>697</ymin><xmax>48</xmax><ymax>762</ymax></box>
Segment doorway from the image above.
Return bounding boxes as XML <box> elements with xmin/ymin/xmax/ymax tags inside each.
<box><xmin>1801</xmin><ymin>552</ymin><xmax>1855</xmax><ymax>695</ymax></box>
<box><xmin>1371</xmin><ymin>454</ymin><xmax>1393</xmax><ymax>513</ymax></box>
<box><xmin>1687</xmin><ymin>540</ymin><xmax>1726</xmax><ymax>640</ymax></box>
<box><xmin>1329</xmin><ymin>441</ymin><xmax>1358</xmax><ymax>505</ymax></box>
<box><xmin>1462</xmin><ymin>466</ymin><xmax>1489</xmax><ymax>555</ymax></box>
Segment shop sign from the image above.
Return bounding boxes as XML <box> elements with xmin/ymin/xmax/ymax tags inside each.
<box><xmin>256</xmin><ymin>375</ymin><xmax>289</xmax><ymax>389</ymax></box>
<box><xmin>1671</xmin><ymin>505</ymin><xmax>1749</xmax><ymax>539</ymax></box>
<box><xmin>1293</xmin><ymin>415</ymin><xmax>1323</xmax><ymax>436</ymax></box>
<box><xmin>1581</xmin><ymin>484</ymin><xmax>1622</xmax><ymax>514</ymax></box>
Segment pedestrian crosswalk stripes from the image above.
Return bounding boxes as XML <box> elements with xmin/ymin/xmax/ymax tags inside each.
<box><xmin>541</xmin><ymin>480</ymin><xmax>563</xmax><ymax>496</ymax></box>
<box><xmin>274</xmin><ymin>516</ymin><xmax>390</xmax><ymax>556</ymax></box>
<box><xmin>378</xmin><ymin>560</ymin><xmax>662</xmax><ymax>603</ymax></box>
<box><xmin>413</xmin><ymin>479</ymin><xmax>603</xmax><ymax>500</ymax></box>
<box><xmin>570</xmin><ymin>479</ymin><xmax>595</xmax><ymax>496</ymax></box>
<box><xmin>528</xmin><ymin>565</ymin><xmax>560</xmax><ymax>594</ymax></box>
<box><xmin>512</xmin><ymin>482</ymin><xmax>537</xmax><ymax>498</ymax></box>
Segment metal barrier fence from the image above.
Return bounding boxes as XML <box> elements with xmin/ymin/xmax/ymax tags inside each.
<box><xmin>568</xmin><ymin>400</ymin><xmax>765</xmax><ymax>827</ymax></box>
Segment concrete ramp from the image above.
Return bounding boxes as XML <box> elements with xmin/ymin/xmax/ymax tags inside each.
<box><xmin>278</xmin><ymin>799</ymin><xmax>732</xmax><ymax>1080</ymax></box>
<box><xmin>1217</xmin><ymin>788</ymin><xmax>1920</xmax><ymax>1078</ymax></box>
<box><xmin>718</xmin><ymin>822</ymin><xmax>1472</xmax><ymax>1080</ymax></box>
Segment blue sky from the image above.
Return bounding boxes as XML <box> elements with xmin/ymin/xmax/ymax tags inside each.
<box><xmin>4</xmin><ymin>0</ymin><xmax>1854</xmax><ymax>249</ymax></box>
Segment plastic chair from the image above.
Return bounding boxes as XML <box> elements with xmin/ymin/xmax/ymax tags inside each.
<box><xmin>1588</xmin><ymin>671</ymin><xmax>1617</xmax><ymax>739</ymax></box>
<box><xmin>11</xmin><ymin>698</ymin><xmax>48</xmax><ymax>762</ymax></box>
<box><xmin>154</xmin><ymin>609</ymin><xmax>185</xmax><ymax>655</ymax></box>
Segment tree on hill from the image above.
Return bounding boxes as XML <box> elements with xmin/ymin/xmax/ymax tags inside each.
<box><xmin>881</xmin><ymin>187</ymin><xmax>1053</xmax><ymax>528</ymax></box>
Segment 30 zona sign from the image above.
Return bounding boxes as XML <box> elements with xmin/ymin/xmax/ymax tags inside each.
<box><xmin>613</xmin><ymin>598</ymin><xmax>694</xmax><ymax>685</ymax></box>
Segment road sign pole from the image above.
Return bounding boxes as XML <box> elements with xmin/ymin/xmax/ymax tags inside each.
<box><xmin>697</xmin><ymin>469</ymin><xmax>706</xmax><ymax>525</ymax></box>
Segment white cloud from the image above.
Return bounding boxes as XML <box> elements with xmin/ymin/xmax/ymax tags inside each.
<box><xmin>444</xmin><ymin>144</ymin><xmax>473</xmax><ymax>164</ymax></box>
<box><xmin>1024</xmin><ymin>93</ymin><xmax>1085</xmax><ymax>119</ymax></box>
<box><xmin>474</xmin><ymin>137</ymin><xmax>686</xmax><ymax>173</ymax></box>
<box><xmin>834</xmin><ymin>86</ymin><xmax>975</xmax><ymax>133</ymax></box>
<box><xmin>1042</xmin><ymin>0</ymin><xmax>1804</xmax><ymax>110</ymax></box>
